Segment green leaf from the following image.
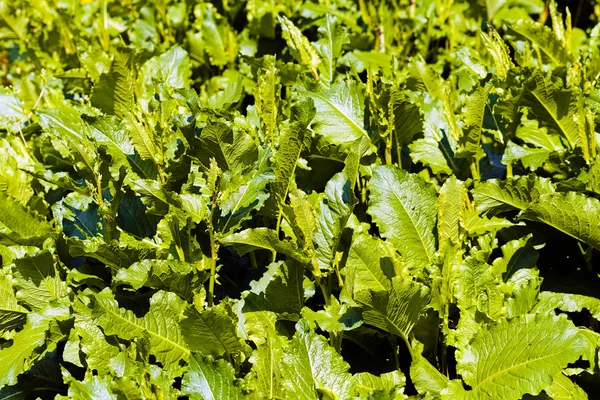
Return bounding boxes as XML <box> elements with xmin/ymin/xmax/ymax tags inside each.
<box><xmin>312</xmin><ymin>14</ymin><xmax>349</xmax><ymax>85</ymax></box>
<box><xmin>356</xmin><ymin>276</ymin><xmax>430</xmax><ymax>341</ymax></box>
<box><xmin>243</xmin><ymin>261</ymin><xmax>305</xmax><ymax>315</ymax></box>
<box><xmin>0</xmin><ymin>273</ymin><xmax>27</xmax><ymax>333</ymax></box>
<box><xmin>508</xmin><ymin>20</ymin><xmax>573</xmax><ymax>66</ymax></box>
<box><xmin>180</xmin><ymin>302</ymin><xmax>245</xmax><ymax>358</ymax></box>
<box><xmin>522</xmin><ymin>191</ymin><xmax>600</xmax><ymax>250</ymax></box>
<box><xmin>278</xmin><ymin>15</ymin><xmax>320</xmax><ymax>79</ymax></box>
<box><xmin>340</xmin><ymin>233</ymin><xmax>394</xmax><ymax>303</ymax></box>
<box><xmin>472</xmin><ymin>174</ymin><xmax>554</xmax><ymax>214</ymax></box>
<box><xmin>115</xmin><ymin>259</ymin><xmax>194</xmax><ymax>299</ymax></box>
<box><xmin>141</xmin><ymin>45</ymin><xmax>191</xmax><ymax>89</ymax></box>
<box><xmin>181</xmin><ymin>353</ymin><xmax>244</xmax><ymax>400</ymax></box>
<box><xmin>245</xmin><ymin>311</ymin><xmax>287</xmax><ymax>399</ymax></box>
<box><xmin>302</xmin><ymin>296</ymin><xmax>362</xmax><ymax>332</ymax></box>
<box><xmin>255</xmin><ymin>55</ymin><xmax>280</xmax><ymax>146</ymax></box>
<box><xmin>0</xmin><ymin>192</ymin><xmax>54</xmax><ymax>246</ymax></box>
<box><xmin>64</xmin><ymin>374</ymin><xmax>117</xmax><ymax>400</ymax></box>
<box><xmin>123</xmin><ymin>112</ymin><xmax>158</xmax><ymax>163</ymax></box>
<box><xmin>437</xmin><ymin>176</ymin><xmax>466</xmax><ymax>252</ymax></box>
<box><xmin>492</xmin><ymin>236</ymin><xmax>539</xmax><ymax>279</ymax></box>
<box><xmin>281</xmin><ymin>320</ymin><xmax>355</xmax><ymax>399</ymax></box>
<box><xmin>91</xmin><ymin>47</ymin><xmax>134</xmax><ymax>118</ymax></box>
<box><xmin>502</xmin><ymin>140</ymin><xmax>552</xmax><ymax>170</ymax></box>
<box><xmin>313</xmin><ymin>172</ymin><xmax>356</xmax><ymax>271</ymax></box>
<box><xmin>218</xmin><ymin>151</ymin><xmax>275</xmax><ymax>235</ymax></box>
<box><xmin>457</xmin><ymin>84</ymin><xmax>492</xmax><ymax>159</ymax></box>
<box><xmin>523</xmin><ymin>72</ymin><xmax>586</xmax><ymax>150</ymax></box>
<box><xmin>198</xmin><ymin>3</ymin><xmax>237</xmax><ymax>67</ymax></box>
<box><xmin>194</xmin><ymin>121</ymin><xmax>257</xmax><ymax>172</ymax></box>
<box><xmin>0</xmin><ymin>313</ymin><xmax>51</xmax><ymax>387</ymax></box>
<box><xmin>545</xmin><ymin>372</ymin><xmax>588</xmax><ymax>400</ymax></box>
<box><xmin>91</xmin><ymin>290</ymin><xmax>189</xmax><ymax>369</ymax></box>
<box><xmin>389</xmin><ymin>89</ymin><xmax>424</xmax><ymax>146</ymax></box>
<box><xmin>410</xmin><ymin>348</ymin><xmax>450</xmax><ymax>398</ymax></box>
<box><xmin>222</xmin><ymin>228</ymin><xmax>310</xmax><ymax>265</ymax></box>
<box><xmin>367</xmin><ymin>165</ymin><xmax>438</xmax><ymax>271</ymax></box>
<box><xmin>479</xmin><ymin>28</ymin><xmax>513</xmax><ymax>79</ymax></box>
<box><xmin>534</xmin><ymin>292</ymin><xmax>600</xmax><ymax>321</ymax></box>
<box><xmin>445</xmin><ymin>314</ymin><xmax>586</xmax><ymax>399</ymax></box>
<box><xmin>38</xmin><ymin>107</ymin><xmax>97</xmax><ymax>175</ymax></box>
<box><xmin>305</xmin><ymin>81</ymin><xmax>368</xmax><ymax>144</ymax></box>
<box><xmin>354</xmin><ymin>370</ymin><xmax>406</xmax><ymax>398</ymax></box>
<box><xmin>272</xmin><ymin>98</ymin><xmax>315</xmax><ymax>205</ymax></box>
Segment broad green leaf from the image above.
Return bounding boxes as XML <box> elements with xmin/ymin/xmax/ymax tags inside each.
<box><xmin>281</xmin><ymin>320</ymin><xmax>355</xmax><ymax>400</ymax></box>
<box><xmin>408</xmin><ymin>136</ymin><xmax>453</xmax><ymax>175</ymax></box>
<box><xmin>194</xmin><ymin>121</ymin><xmax>258</xmax><ymax>172</ymax></box>
<box><xmin>64</xmin><ymin>374</ymin><xmax>117</xmax><ymax>400</ymax></box>
<box><xmin>288</xmin><ymin>185</ymin><xmax>317</xmax><ymax>253</ymax></box>
<box><xmin>272</xmin><ymin>98</ymin><xmax>315</xmax><ymax>205</ymax></box>
<box><xmin>389</xmin><ymin>89</ymin><xmax>424</xmax><ymax>146</ymax></box>
<box><xmin>492</xmin><ymin>236</ymin><xmax>538</xmax><ymax>279</ymax></box>
<box><xmin>534</xmin><ymin>292</ymin><xmax>600</xmax><ymax>320</ymax></box>
<box><xmin>341</xmin><ymin>233</ymin><xmax>394</xmax><ymax>304</ymax></box>
<box><xmin>356</xmin><ymin>276</ymin><xmax>430</xmax><ymax>341</ymax></box>
<box><xmin>12</xmin><ymin>251</ymin><xmax>69</xmax><ymax>312</ymax></box>
<box><xmin>180</xmin><ymin>302</ymin><xmax>245</xmax><ymax>358</ymax></box>
<box><xmin>522</xmin><ymin>191</ymin><xmax>600</xmax><ymax>250</ymax></box>
<box><xmin>181</xmin><ymin>353</ymin><xmax>243</xmax><ymax>400</ymax></box>
<box><xmin>458</xmin><ymin>84</ymin><xmax>492</xmax><ymax>159</ymax></box>
<box><xmin>505</xmin><ymin>268</ymin><xmax>541</xmax><ymax>318</ymax></box>
<box><xmin>479</xmin><ymin>28</ymin><xmax>513</xmax><ymax>79</ymax></box>
<box><xmin>472</xmin><ymin>174</ymin><xmax>554</xmax><ymax>214</ymax></box>
<box><xmin>437</xmin><ymin>176</ymin><xmax>466</xmax><ymax>252</ymax></box>
<box><xmin>198</xmin><ymin>3</ymin><xmax>237</xmax><ymax>67</ymax></box>
<box><xmin>38</xmin><ymin>107</ymin><xmax>97</xmax><ymax>175</ymax></box>
<box><xmin>305</xmin><ymin>81</ymin><xmax>368</xmax><ymax>144</ymax></box>
<box><xmin>67</xmin><ymin>236</ymin><xmax>160</xmax><ymax>270</ymax></box>
<box><xmin>0</xmin><ymin>313</ymin><xmax>51</xmax><ymax>387</ymax></box>
<box><xmin>278</xmin><ymin>15</ymin><xmax>320</xmax><ymax>79</ymax></box>
<box><xmin>588</xmin><ymin>157</ymin><xmax>600</xmax><ymax>195</ymax></box>
<box><xmin>455</xmin><ymin>257</ymin><xmax>504</xmax><ymax>322</ymax></box>
<box><xmin>91</xmin><ymin>47</ymin><xmax>134</xmax><ymax>118</ymax></box>
<box><xmin>255</xmin><ymin>55</ymin><xmax>280</xmax><ymax>146</ymax></box>
<box><xmin>354</xmin><ymin>370</ymin><xmax>406</xmax><ymax>398</ymax></box>
<box><xmin>445</xmin><ymin>314</ymin><xmax>586</xmax><ymax>399</ymax></box>
<box><xmin>0</xmin><ymin>273</ymin><xmax>27</xmax><ymax>333</ymax></box>
<box><xmin>141</xmin><ymin>45</ymin><xmax>191</xmax><ymax>89</ymax></box>
<box><xmin>313</xmin><ymin>172</ymin><xmax>356</xmax><ymax>271</ymax></box>
<box><xmin>115</xmin><ymin>259</ymin><xmax>194</xmax><ymax>299</ymax></box>
<box><xmin>523</xmin><ymin>72</ymin><xmax>586</xmax><ymax>151</ymax></box>
<box><xmin>92</xmin><ymin>290</ymin><xmax>189</xmax><ymax>369</ymax></box>
<box><xmin>367</xmin><ymin>165</ymin><xmax>438</xmax><ymax>271</ymax></box>
<box><xmin>302</xmin><ymin>296</ymin><xmax>362</xmax><ymax>332</ymax></box>
<box><xmin>544</xmin><ymin>372</ymin><xmax>588</xmax><ymax>400</ymax></box>
<box><xmin>312</xmin><ymin>14</ymin><xmax>349</xmax><ymax>85</ymax></box>
<box><xmin>502</xmin><ymin>140</ymin><xmax>552</xmax><ymax>170</ymax></box>
<box><xmin>464</xmin><ymin>210</ymin><xmax>517</xmax><ymax>235</ymax></box>
<box><xmin>410</xmin><ymin>348</ymin><xmax>450</xmax><ymax>398</ymax></box>
<box><xmin>509</xmin><ymin>20</ymin><xmax>573</xmax><ymax>66</ymax></box>
<box><xmin>243</xmin><ymin>261</ymin><xmax>305</xmax><ymax>315</ymax></box>
<box><xmin>0</xmin><ymin>192</ymin><xmax>54</xmax><ymax>246</ymax></box>
<box><xmin>218</xmin><ymin>151</ymin><xmax>275</xmax><ymax>235</ymax></box>
<box><xmin>87</xmin><ymin>115</ymin><xmax>134</xmax><ymax>174</ymax></box>
<box><xmin>222</xmin><ymin>228</ymin><xmax>310</xmax><ymax>265</ymax></box>
<box><xmin>245</xmin><ymin>311</ymin><xmax>287</xmax><ymax>399</ymax></box>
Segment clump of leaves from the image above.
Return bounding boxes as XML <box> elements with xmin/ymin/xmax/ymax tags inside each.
<box><xmin>1</xmin><ymin>0</ymin><xmax>600</xmax><ymax>398</ymax></box>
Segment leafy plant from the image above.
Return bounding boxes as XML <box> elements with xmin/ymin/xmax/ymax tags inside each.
<box><xmin>1</xmin><ymin>0</ymin><xmax>600</xmax><ymax>398</ymax></box>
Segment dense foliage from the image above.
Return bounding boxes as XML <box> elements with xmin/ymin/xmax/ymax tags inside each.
<box><xmin>2</xmin><ymin>0</ymin><xmax>600</xmax><ymax>398</ymax></box>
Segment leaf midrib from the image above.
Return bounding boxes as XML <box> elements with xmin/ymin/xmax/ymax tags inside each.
<box><xmin>310</xmin><ymin>91</ymin><xmax>367</xmax><ymax>140</ymax></box>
